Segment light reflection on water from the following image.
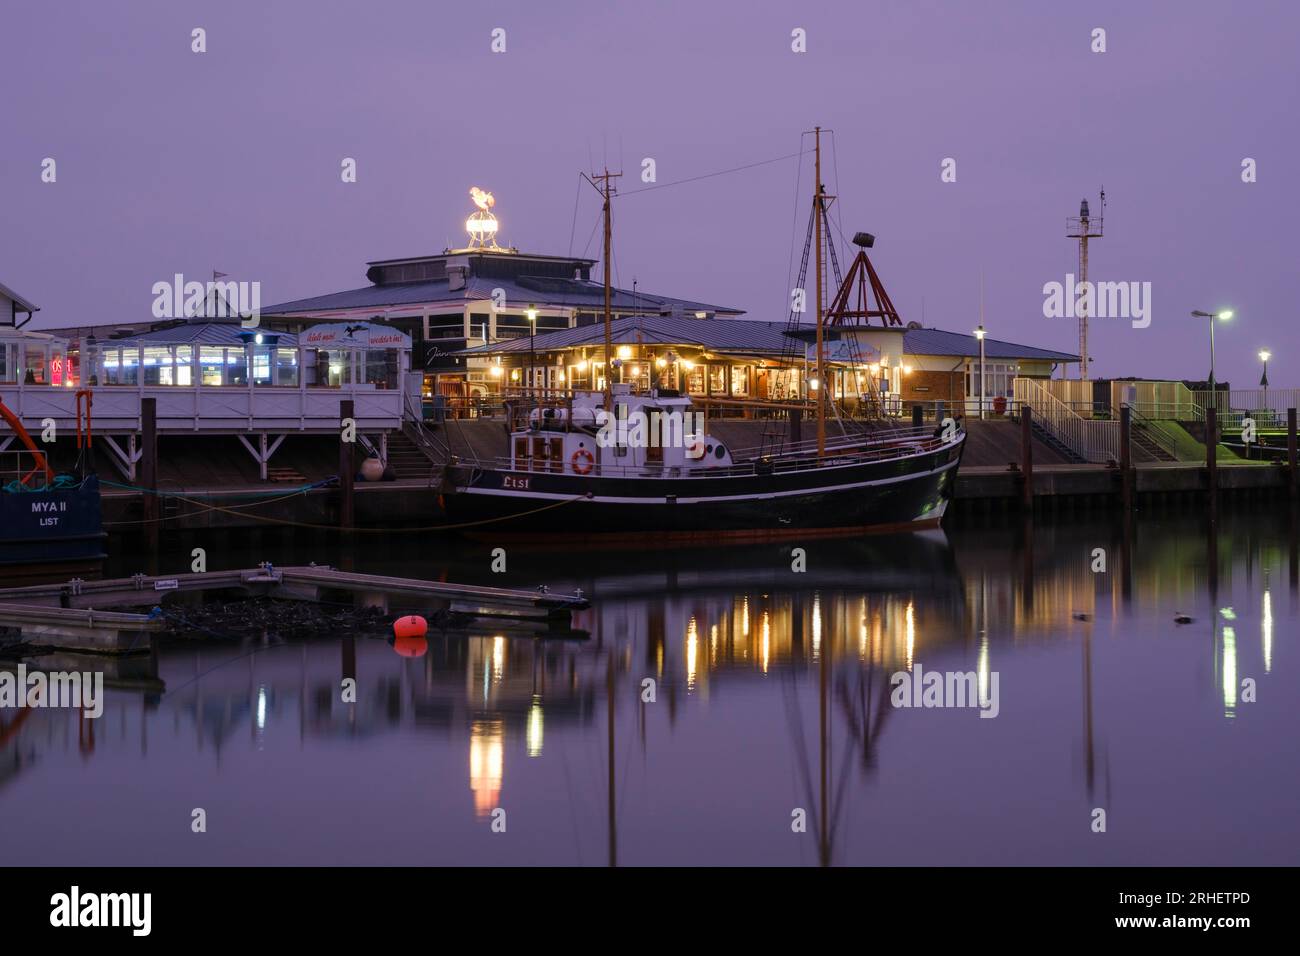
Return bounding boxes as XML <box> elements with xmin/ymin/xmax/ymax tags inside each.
<box><xmin>3</xmin><ymin>511</ymin><xmax>1298</xmax><ymax>865</ymax></box>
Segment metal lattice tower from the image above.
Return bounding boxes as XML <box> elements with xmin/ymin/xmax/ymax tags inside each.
<box><xmin>1066</xmin><ymin>190</ymin><xmax>1104</xmax><ymax>380</ymax></box>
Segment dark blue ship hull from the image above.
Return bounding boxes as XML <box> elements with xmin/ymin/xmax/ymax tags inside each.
<box><xmin>0</xmin><ymin>475</ymin><xmax>107</xmax><ymax>569</ymax></box>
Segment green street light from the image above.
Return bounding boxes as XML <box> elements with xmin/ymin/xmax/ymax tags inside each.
<box><xmin>1259</xmin><ymin>349</ymin><xmax>1271</xmax><ymax>416</ymax></box>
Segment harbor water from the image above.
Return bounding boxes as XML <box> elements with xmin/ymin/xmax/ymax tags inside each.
<box><xmin>2</xmin><ymin>508</ymin><xmax>1297</xmax><ymax>866</ymax></box>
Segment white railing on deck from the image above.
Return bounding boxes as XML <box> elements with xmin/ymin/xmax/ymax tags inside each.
<box><xmin>1191</xmin><ymin>389</ymin><xmax>1300</xmax><ymax>429</ymax></box>
<box><xmin>0</xmin><ymin>381</ymin><xmax>404</xmax><ymax>433</ymax></box>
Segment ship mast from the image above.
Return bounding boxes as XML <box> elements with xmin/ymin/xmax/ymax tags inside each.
<box><xmin>584</xmin><ymin>168</ymin><xmax>621</xmax><ymax>414</ymax></box>
<box><xmin>814</xmin><ymin>127</ymin><xmax>826</xmax><ymax>457</ymax></box>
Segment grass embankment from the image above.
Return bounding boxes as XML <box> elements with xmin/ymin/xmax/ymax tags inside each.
<box><xmin>1143</xmin><ymin>421</ymin><xmax>1239</xmax><ymax>461</ymax></box>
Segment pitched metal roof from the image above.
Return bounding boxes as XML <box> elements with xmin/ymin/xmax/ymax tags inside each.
<box><xmin>457</xmin><ymin>316</ymin><xmax>794</xmax><ymax>356</ymax></box>
<box><xmin>260</xmin><ymin>274</ymin><xmax>742</xmax><ymax>318</ymax></box>
<box><xmin>902</xmin><ymin>327</ymin><xmax>1079</xmax><ymax>362</ymax></box>
<box><xmin>0</xmin><ymin>280</ymin><xmax>39</xmax><ymax>314</ymax></box>
<box><xmin>108</xmin><ymin>323</ymin><xmax>298</xmax><ymax>347</ymax></box>
<box><xmin>458</xmin><ymin>316</ymin><xmax>1081</xmax><ymax>363</ymax></box>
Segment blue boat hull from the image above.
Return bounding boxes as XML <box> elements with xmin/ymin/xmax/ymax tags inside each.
<box><xmin>0</xmin><ymin>475</ymin><xmax>107</xmax><ymax>568</ymax></box>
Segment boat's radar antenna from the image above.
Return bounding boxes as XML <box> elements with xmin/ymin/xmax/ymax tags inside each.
<box><xmin>852</xmin><ymin>232</ymin><xmax>875</xmax><ymax>248</ymax></box>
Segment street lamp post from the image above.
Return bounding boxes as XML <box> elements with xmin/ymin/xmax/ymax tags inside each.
<box><xmin>974</xmin><ymin>324</ymin><xmax>987</xmax><ymax>420</ymax></box>
<box><xmin>1191</xmin><ymin>309</ymin><xmax>1233</xmax><ymax>410</ymax></box>
<box><xmin>526</xmin><ymin>303</ymin><xmax>538</xmax><ymax>396</ymax></box>
<box><xmin>1259</xmin><ymin>348</ymin><xmax>1271</xmax><ymax>425</ymax></box>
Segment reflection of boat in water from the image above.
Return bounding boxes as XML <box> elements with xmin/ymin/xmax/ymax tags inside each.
<box><xmin>0</xmin><ymin>397</ymin><xmax>105</xmax><ymax>574</ymax></box>
<box><xmin>442</xmin><ymin>530</ymin><xmax>963</xmax><ymax>602</ymax></box>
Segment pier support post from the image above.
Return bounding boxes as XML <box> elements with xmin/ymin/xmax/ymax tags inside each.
<box><xmin>788</xmin><ymin>407</ymin><xmax>802</xmax><ymax>447</ymax></box>
<box><xmin>339</xmin><ymin>399</ymin><xmax>355</xmax><ymax>530</ymax></box>
<box><xmin>1288</xmin><ymin>407</ymin><xmax>1297</xmax><ymax>501</ymax></box>
<box><xmin>141</xmin><ymin>397</ymin><xmax>159</xmax><ymax>555</ymax></box>
<box><xmin>1206</xmin><ymin>406</ymin><xmax>1218</xmax><ymax>525</ymax></box>
<box><xmin>912</xmin><ymin>404</ymin><xmax>923</xmax><ymax>428</ymax></box>
<box><xmin>1119</xmin><ymin>405</ymin><xmax>1133</xmax><ymax>513</ymax></box>
<box><xmin>1020</xmin><ymin>406</ymin><xmax>1033</xmax><ymax>513</ymax></box>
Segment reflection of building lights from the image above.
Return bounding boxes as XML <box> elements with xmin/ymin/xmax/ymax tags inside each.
<box><xmin>742</xmin><ymin>597</ymin><xmax>750</xmax><ymax>637</ymax></box>
<box><xmin>812</xmin><ymin>592</ymin><xmax>822</xmax><ymax>658</ymax></box>
<box><xmin>469</xmin><ymin>720</ymin><xmax>505</xmax><ymax>818</ymax></box>
<box><xmin>1263</xmin><ymin>590</ymin><xmax>1273</xmax><ymax>673</ymax></box>
<box><xmin>686</xmin><ymin>617</ymin><xmax>699</xmax><ymax>691</ymax></box>
<box><xmin>527</xmin><ymin>698</ymin><xmax>544</xmax><ymax>757</ymax></box>
<box><xmin>492</xmin><ymin>635</ymin><xmax>506</xmax><ymax>683</ymax></box>
<box><xmin>256</xmin><ymin>686</ymin><xmax>267</xmax><ymax>730</ymax></box>
<box><xmin>761</xmin><ymin>611</ymin><xmax>771</xmax><ymax>674</ymax></box>
<box><xmin>1222</xmin><ymin>626</ymin><xmax>1237</xmax><ymax>715</ymax></box>
<box><xmin>859</xmin><ymin>597</ymin><xmax>868</xmax><ymax>660</ymax></box>
<box><xmin>978</xmin><ymin>636</ymin><xmax>990</xmax><ymax>709</ymax></box>
<box><xmin>905</xmin><ymin>601</ymin><xmax>915</xmax><ymax>670</ymax></box>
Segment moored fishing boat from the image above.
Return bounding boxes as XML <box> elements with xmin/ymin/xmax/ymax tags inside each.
<box><xmin>442</xmin><ymin>386</ymin><xmax>962</xmax><ymax>540</ymax></box>
<box><xmin>442</xmin><ymin>128</ymin><xmax>966</xmax><ymax>541</ymax></box>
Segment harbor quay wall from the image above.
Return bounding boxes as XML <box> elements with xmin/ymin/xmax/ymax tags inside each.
<box><xmin>87</xmin><ymin>420</ymin><xmax>1294</xmax><ymax>532</ymax></box>
<box><xmin>102</xmin><ymin>483</ymin><xmax>441</xmax><ymax>532</ymax></box>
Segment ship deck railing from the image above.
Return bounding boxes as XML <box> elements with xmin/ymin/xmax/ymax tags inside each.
<box><xmin>465</xmin><ymin>424</ymin><xmax>961</xmax><ymax>480</ymax></box>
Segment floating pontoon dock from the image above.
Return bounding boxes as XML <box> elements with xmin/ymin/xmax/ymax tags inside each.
<box><xmin>0</xmin><ymin>565</ymin><xmax>589</xmax><ymax>652</ymax></box>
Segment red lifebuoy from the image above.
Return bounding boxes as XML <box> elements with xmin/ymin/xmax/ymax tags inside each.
<box><xmin>571</xmin><ymin>448</ymin><xmax>595</xmax><ymax>475</ymax></box>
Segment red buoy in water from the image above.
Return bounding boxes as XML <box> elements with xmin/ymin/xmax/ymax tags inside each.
<box><xmin>394</xmin><ymin>615</ymin><xmax>428</xmax><ymax>639</ymax></box>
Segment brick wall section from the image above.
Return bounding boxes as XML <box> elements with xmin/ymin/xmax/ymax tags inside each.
<box><xmin>899</xmin><ymin>369</ymin><xmax>964</xmax><ymax>405</ymax></box>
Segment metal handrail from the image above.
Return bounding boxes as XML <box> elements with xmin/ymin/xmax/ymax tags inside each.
<box><xmin>463</xmin><ymin>430</ymin><xmax>961</xmax><ymax>480</ymax></box>
<box><xmin>1014</xmin><ymin>379</ymin><xmax>1120</xmax><ymax>463</ymax></box>
<box><xmin>1125</xmin><ymin>406</ymin><xmax>1181</xmax><ymax>461</ymax></box>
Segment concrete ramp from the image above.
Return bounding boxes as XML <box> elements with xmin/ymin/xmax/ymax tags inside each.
<box><xmin>960</xmin><ymin>420</ymin><xmax>1070</xmax><ymax>468</ymax></box>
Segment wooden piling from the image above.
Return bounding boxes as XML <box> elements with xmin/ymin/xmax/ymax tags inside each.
<box><xmin>140</xmin><ymin>397</ymin><xmax>159</xmax><ymax>556</ymax></box>
<box><xmin>1288</xmin><ymin>407</ymin><xmax>1297</xmax><ymax>501</ymax></box>
<box><xmin>1206</xmin><ymin>406</ymin><xmax>1218</xmax><ymax>525</ymax></box>
<box><xmin>1020</xmin><ymin>405</ymin><xmax>1033</xmax><ymax>512</ymax></box>
<box><xmin>912</xmin><ymin>404</ymin><xmax>923</xmax><ymax>428</ymax></box>
<box><xmin>339</xmin><ymin>399</ymin><xmax>355</xmax><ymax>529</ymax></box>
<box><xmin>788</xmin><ymin>407</ymin><xmax>802</xmax><ymax>447</ymax></box>
<box><xmin>1119</xmin><ymin>404</ymin><xmax>1133</xmax><ymax>513</ymax></box>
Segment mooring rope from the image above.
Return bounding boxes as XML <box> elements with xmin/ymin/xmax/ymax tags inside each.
<box><xmin>106</xmin><ymin>489</ymin><xmax>590</xmax><ymax>533</ymax></box>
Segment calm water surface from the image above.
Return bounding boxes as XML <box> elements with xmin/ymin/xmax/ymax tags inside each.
<box><xmin>4</xmin><ymin>510</ymin><xmax>1298</xmax><ymax>865</ymax></box>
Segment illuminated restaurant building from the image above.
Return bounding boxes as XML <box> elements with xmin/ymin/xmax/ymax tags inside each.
<box><xmin>457</xmin><ymin>316</ymin><xmax>1079</xmax><ymax>412</ymax></box>
<box><xmin>254</xmin><ymin>189</ymin><xmax>743</xmax><ymax>404</ymax></box>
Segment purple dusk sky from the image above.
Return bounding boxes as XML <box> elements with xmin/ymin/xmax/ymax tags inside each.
<box><xmin>2</xmin><ymin>1</ymin><xmax>1296</xmax><ymax>385</ymax></box>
